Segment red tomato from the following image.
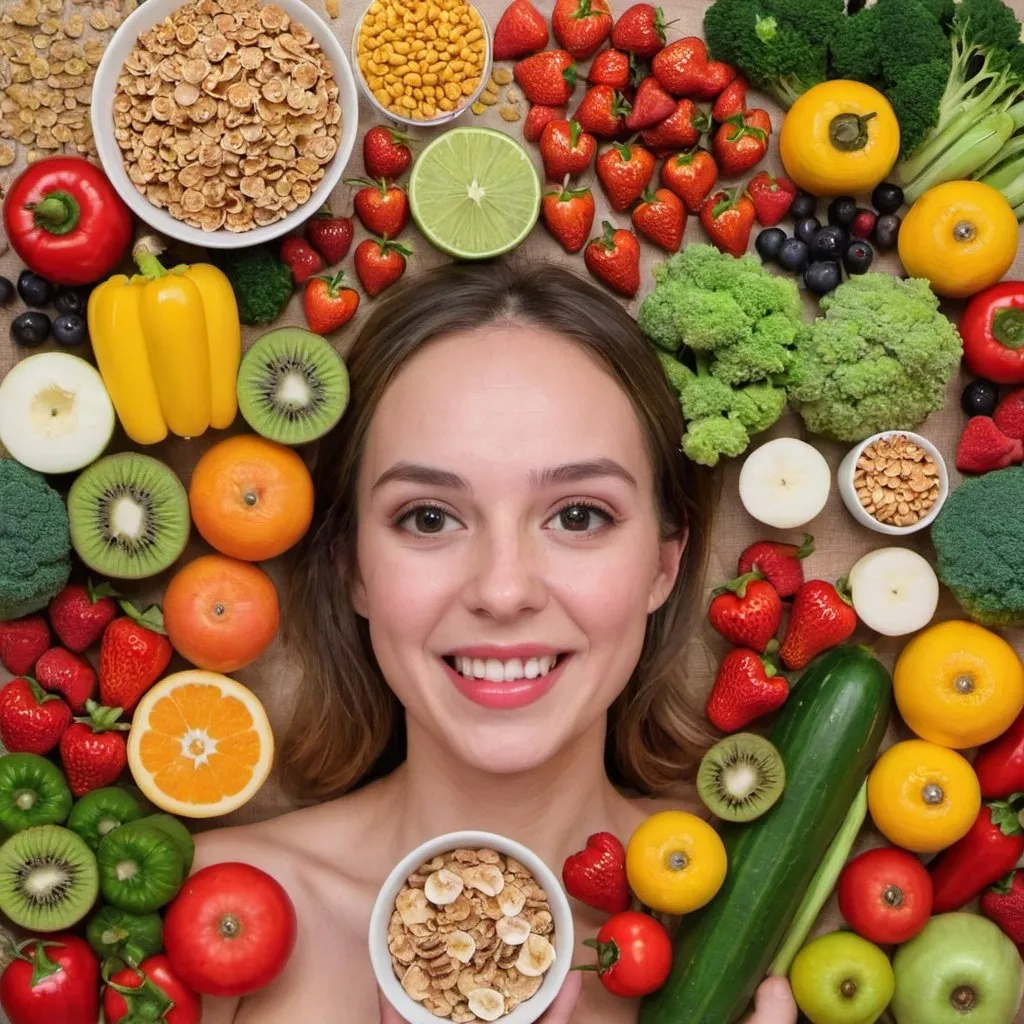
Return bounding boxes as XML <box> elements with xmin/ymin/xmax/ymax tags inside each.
<box><xmin>0</xmin><ymin>934</ymin><xmax>99</xmax><ymax>1024</ymax></box>
<box><xmin>583</xmin><ymin>910</ymin><xmax>672</xmax><ymax>998</ymax></box>
<box><xmin>103</xmin><ymin>955</ymin><xmax>201</xmax><ymax>1024</ymax></box>
<box><xmin>838</xmin><ymin>847</ymin><xmax>933</xmax><ymax>945</ymax></box>
<box><xmin>163</xmin><ymin>862</ymin><xmax>298</xmax><ymax>998</ymax></box>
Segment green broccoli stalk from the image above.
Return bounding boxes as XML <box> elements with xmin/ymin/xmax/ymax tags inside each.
<box><xmin>0</xmin><ymin>460</ymin><xmax>72</xmax><ymax>620</ymax></box>
<box><xmin>212</xmin><ymin>245</ymin><xmax>294</xmax><ymax>325</ymax></box>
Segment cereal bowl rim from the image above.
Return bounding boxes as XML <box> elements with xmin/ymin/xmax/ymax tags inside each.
<box><xmin>350</xmin><ymin>0</ymin><xmax>493</xmax><ymax>130</ymax></box>
<box><xmin>368</xmin><ymin>830</ymin><xmax>574</xmax><ymax>1024</ymax></box>
<box><xmin>837</xmin><ymin>429</ymin><xmax>950</xmax><ymax>536</ymax></box>
<box><xmin>91</xmin><ymin>0</ymin><xmax>359</xmax><ymax>249</ymax></box>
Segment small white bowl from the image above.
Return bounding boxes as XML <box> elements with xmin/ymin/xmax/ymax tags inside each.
<box><xmin>369</xmin><ymin>830</ymin><xmax>574</xmax><ymax>1024</ymax></box>
<box><xmin>837</xmin><ymin>430</ymin><xmax>949</xmax><ymax>536</ymax></box>
<box><xmin>91</xmin><ymin>0</ymin><xmax>359</xmax><ymax>249</ymax></box>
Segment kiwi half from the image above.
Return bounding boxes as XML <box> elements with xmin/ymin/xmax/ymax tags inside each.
<box><xmin>237</xmin><ymin>327</ymin><xmax>349</xmax><ymax>445</ymax></box>
<box><xmin>0</xmin><ymin>824</ymin><xmax>99</xmax><ymax>931</ymax></box>
<box><xmin>67</xmin><ymin>452</ymin><xmax>189</xmax><ymax>580</ymax></box>
<box><xmin>697</xmin><ymin>733</ymin><xmax>785</xmax><ymax>824</ymax></box>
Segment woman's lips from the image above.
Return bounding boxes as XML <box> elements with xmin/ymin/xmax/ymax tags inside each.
<box><xmin>441</xmin><ymin>654</ymin><xmax>570</xmax><ymax>710</ymax></box>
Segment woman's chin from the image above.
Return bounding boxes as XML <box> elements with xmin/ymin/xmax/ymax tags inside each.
<box><xmin>436</xmin><ymin>720</ymin><xmax>571</xmax><ymax>776</ymax></box>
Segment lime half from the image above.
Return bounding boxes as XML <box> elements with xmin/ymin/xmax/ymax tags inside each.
<box><xmin>409</xmin><ymin>127</ymin><xmax>541</xmax><ymax>260</ymax></box>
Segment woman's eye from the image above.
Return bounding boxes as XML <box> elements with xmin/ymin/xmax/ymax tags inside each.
<box><xmin>549</xmin><ymin>505</ymin><xmax>612</xmax><ymax>533</ymax></box>
<box><xmin>399</xmin><ymin>506</ymin><xmax>459</xmax><ymax>535</ymax></box>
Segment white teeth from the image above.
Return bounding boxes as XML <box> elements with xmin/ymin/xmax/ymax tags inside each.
<box><xmin>503</xmin><ymin>658</ymin><xmax>523</xmax><ymax>681</ymax></box>
<box><xmin>524</xmin><ymin>658</ymin><xmax>540</xmax><ymax>679</ymax></box>
<box><xmin>485</xmin><ymin>659</ymin><xmax>505</xmax><ymax>683</ymax></box>
<box><xmin>450</xmin><ymin>654</ymin><xmax>561</xmax><ymax>683</ymax></box>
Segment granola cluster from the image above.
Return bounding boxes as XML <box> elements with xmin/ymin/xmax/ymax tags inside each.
<box><xmin>854</xmin><ymin>433</ymin><xmax>942</xmax><ymax>527</ymax></box>
<box><xmin>389</xmin><ymin>847</ymin><xmax>556</xmax><ymax>1022</ymax></box>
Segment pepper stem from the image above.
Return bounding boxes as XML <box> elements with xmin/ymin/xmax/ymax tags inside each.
<box><xmin>992</xmin><ymin>308</ymin><xmax>1024</xmax><ymax>349</ymax></box>
<box><xmin>27</xmin><ymin>192</ymin><xmax>81</xmax><ymax>236</ymax></box>
<box><xmin>829</xmin><ymin>111</ymin><xmax>876</xmax><ymax>152</ymax></box>
<box><xmin>132</xmin><ymin>238</ymin><xmax>169</xmax><ymax>280</ymax></box>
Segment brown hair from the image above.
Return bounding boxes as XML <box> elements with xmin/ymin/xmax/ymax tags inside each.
<box><xmin>283</xmin><ymin>259</ymin><xmax>716</xmax><ymax>802</ymax></box>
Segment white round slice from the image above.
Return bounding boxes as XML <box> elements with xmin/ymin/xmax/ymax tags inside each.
<box><xmin>0</xmin><ymin>352</ymin><xmax>114</xmax><ymax>474</ymax></box>
<box><xmin>847</xmin><ymin>547</ymin><xmax>939</xmax><ymax>637</ymax></box>
<box><xmin>738</xmin><ymin>437</ymin><xmax>831</xmax><ymax>529</ymax></box>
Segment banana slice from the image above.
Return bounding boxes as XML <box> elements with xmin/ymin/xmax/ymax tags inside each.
<box><xmin>396</xmin><ymin>887</ymin><xmax>434</xmax><ymax>926</ymax></box>
<box><xmin>738</xmin><ymin>437</ymin><xmax>831</xmax><ymax>529</ymax></box>
<box><xmin>463</xmin><ymin>864</ymin><xmax>505</xmax><ymax>898</ymax></box>
<box><xmin>468</xmin><ymin>988</ymin><xmax>506</xmax><ymax>1021</ymax></box>
<box><xmin>847</xmin><ymin>547</ymin><xmax>939</xmax><ymax>636</ymax></box>
<box><xmin>446</xmin><ymin>929</ymin><xmax>476</xmax><ymax>964</ymax></box>
<box><xmin>499</xmin><ymin>884</ymin><xmax>526</xmax><ymax>917</ymax></box>
<box><xmin>496</xmin><ymin>915</ymin><xmax>532</xmax><ymax>945</ymax></box>
<box><xmin>516</xmin><ymin>933</ymin><xmax>556</xmax><ymax>977</ymax></box>
<box><xmin>424</xmin><ymin>868</ymin><xmax>465</xmax><ymax>906</ymax></box>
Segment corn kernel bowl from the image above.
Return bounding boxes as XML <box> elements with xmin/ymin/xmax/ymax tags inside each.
<box><xmin>351</xmin><ymin>0</ymin><xmax>492</xmax><ymax>129</ymax></box>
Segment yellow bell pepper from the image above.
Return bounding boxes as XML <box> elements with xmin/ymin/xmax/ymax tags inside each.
<box><xmin>779</xmin><ymin>81</ymin><xmax>901</xmax><ymax>198</ymax></box>
<box><xmin>88</xmin><ymin>240</ymin><xmax>241</xmax><ymax>445</ymax></box>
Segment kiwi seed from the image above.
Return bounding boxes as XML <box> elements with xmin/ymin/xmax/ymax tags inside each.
<box><xmin>697</xmin><ymin>732</ymin><xmax>785</xmax><ymax>824</ymax></box>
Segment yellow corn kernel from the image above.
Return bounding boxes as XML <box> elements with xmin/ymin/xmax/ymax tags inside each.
<box><xmin>387</xmin><ymin>81</ymin><xmax>404</xmax><ymax>98</ymax></box>
<box><xmin>368</xmin><ymin>74</ymin><xmax>384</xmax><ymax>89</ymax></box>
<box><xmin>400</xmin><ymin>94</ymin><xmax>417</xmax><ymax>109</ymax></box>
<box><xmin>450</xmin><ymin>58</ymin><xmax>464</xmax><ymax>71</ymax></box>
<box><xmin>438</xmin><ymin>19</ymin><xmax>450</xmax><ymax>33</ymax></box>
<box><xmin>471</xmin><ymin>99</ymin><xmax>487</xmax><ymax>114</ymax></box>
<box><xmin>423</xmin><ymin>84</ymin><xmax>436</xmax><ymax>97</ymax></box>
<box><xmin>404</xmin><ymin>71</ymin><xmax>422</xmax><ymax>85</ymax></box>
<box><xmin>428</xmin><ymin>2</ymin><xmax>440</xmax><ymax>16</ymax></box>
<box><xmin>380</xmin><ymin>28</ymin><xmax>395</xmax><ymax>41</ymax></box>
<box><xmin>440</xmin><ymin>66</ymin><xmax>454</xmax><ymax>81</ymax></box>
<box><xmin>387</xmin><ymin>52</ymin><xmax>406</xmax><ymax>65</ymax></box>
<box><xmin>374</xmin><ymin>87</ymin><xmax>391</xmax><ymax>105</ymax></box>
<box><xmin>460</xmin><ymin>46</ymin><xmax>474</xmax><ymax>60</ymax></box>
<box><xmin>444</xmin><ymin>81</ymin><xmax>461</xmax><ymax>101</ymax></box>
<box><xmin>384</xmin><ymin>71</ymin><xmax>397</xmax><ymax>83</ymax></box>
<box><xmin>423</xmin><ymin>102</ymin><xmax>437</xmax><ymax>117</ymax></box>
<box><xmin>423</xmin><ymin>73</ymin><xmax>437</xmax><ymax>86</ymax></box>
<box><xmin>424</xmin><ymin>26</ymin><xmax>438</xmax><ymax>39</ymax></box>
<box><xmin>392</xmin><ymin>39</ymin><xmax>410</xmax><ymax>54</ymax></box>
<box><xmin>450</xmin><ymin>23</ymin><xmax>464</xmax><ymax>38</ymax></box>
<box><xmin>438</xmin><ymin>96</ymin><xmax>454</xmax><ymax>110</ymax></box>
<box><xmin>413</xmin><ymin>87</ymin><xmax>424</xmax><ymax>98</ymax></box>
<box><xmin>461</xmin><ymin>77</ymin><xmax>478</xmax><ymax>96</ymax></box>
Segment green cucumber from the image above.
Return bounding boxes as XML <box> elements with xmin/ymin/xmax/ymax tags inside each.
<box><xmin>639</xmin><ymin>646</ymin><xmax>891</xmax><ymax>1024</ymax></box>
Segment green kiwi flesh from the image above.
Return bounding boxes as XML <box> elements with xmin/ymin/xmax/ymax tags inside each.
<box><xmin>0</xmin><ymin>824</ymin><xmax>99</xmax><ymax>931</ymax></box>
<box><xmin>237</xmin><ymin>327</ymin><xmax>349</xmax><ymax>445</ymax></box>
<box><xmin>67</xmin><ymin>452</ymin><xmax>189</xmax><ymax>580</ymax></box>
<box><xmin>696</xmin><ymin>732</ymin><xmax>785</xmax><ymax>824</ymax></box>
<box><xmin>67</xmin><ymin>787</ymin><xmax>143</xmax><ymax>851</ymax></box>
<box><xmin>0</xmin><ymin>753</ymin><xmax>73</xmax><ymax>834</ymax></box>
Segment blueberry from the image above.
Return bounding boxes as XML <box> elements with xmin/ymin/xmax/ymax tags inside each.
<box><xmin>827</xmin><ymin>196</ymin><xmax>858</xmax><ymax>228</ymax></box>
<box><xmin>0</xmin><ymin>276</ymin><xmax>13</xmax><ymax>306</ymax></box>
<box><xmin>16</xmin><ymin>269</ymin><xmax>55</xmax><ymax>308</ymax></box>
<box><xmin>53</xmin><ymin>287</ymin><xmax>90</xmax><ymax>317</ymax></box>
<box><xmin>804</xmin><ymin>261</ymin><xmax>842</xmax><ymax>296</ymax></box>
<box><xmin>777</xmin><ymin>237</ymin><xmax>810</xmax><ymax>274</ymax></box>
<box><xmin>789</xmin><ymin>190</ymin><xmax>817</xmax><ymax>220</ymax></box>
<box><xmin>850</xmin><ymin>208</ymin><xmax>877</xmax><ymax>240</ymax></box>
<box><xmin>961</xmin><ymin>379</ymin><xmax>999</xmax><ymax>418</ymax></box>
<box><xmin>794</xmin><ymin>216</ymin><xmax>821</xmax><ymax>246</ymax></box>
<box><xmin>10</xmin><ymin>311</ymin><xmax>50</xmax><ymax>348</ymax></box>
<box><xmin>755</xmin><ymin>227</ymin><xmax>787</xmax><ymax>263</ymax></box>
<box><xmin>52</xmin><ymin>313</ymin><xmax>87</xmax><ymax>347</ymax></box>
<box><xmin>874</xmin><ymin>213</ymin><xmax>901</xmax><ymax>251</ymax></box>
<box><xmin>871</xmin><ymin>182</ymin><xmax>904</xmax><ymax>215</ymax></box>
<box><xmin>811</xmin><ymin>225</ymin><xmax>847</xmax><ymax>261</ymax></box>
<box><xmin>843</xmin><ymin>239</ymin><xmax>874</xmax><ymax>275</ymax></box>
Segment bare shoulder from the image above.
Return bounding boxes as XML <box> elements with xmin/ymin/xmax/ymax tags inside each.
<box><xmin>627</xmin><ymin>782</ymin><xmax>709</xmax><ymax>822</ymax></box>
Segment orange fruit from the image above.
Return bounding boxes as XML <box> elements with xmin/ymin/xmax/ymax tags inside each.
<box><xmin>163</xmin><ymin>554</ymin><xmax>280</xmax><ymax>673</ymax></box>
<box><xmin>127</xmin><ymin>669</ymin><xmax>274</xmax><ymax>818</ymax></box>
<box><xmin>188</xmin><ymin>435</ymin><xmax>314</xmax><ymax>561</ymax></box>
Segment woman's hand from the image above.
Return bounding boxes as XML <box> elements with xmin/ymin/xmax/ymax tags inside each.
<box><xmin>378</xmin><ymin>972</ymin><xmax>582</xmax><ymax>1023</ymax></box>
<box><xmin>744</xmin><ymin>978</ymin><xmax>798</xmax><ymax>1024</ymax></box>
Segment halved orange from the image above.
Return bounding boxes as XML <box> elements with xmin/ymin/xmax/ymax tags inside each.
<box><xmin>127</xmin><ymin>670</ymin><xmax>274</xmax><ymax>819</ymax></box>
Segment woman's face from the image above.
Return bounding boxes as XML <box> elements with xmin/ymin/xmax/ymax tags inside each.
<box><xmin>353</xmin><ymin>324</ymin><xmax>683</xmax><ymax>774</ymax></box>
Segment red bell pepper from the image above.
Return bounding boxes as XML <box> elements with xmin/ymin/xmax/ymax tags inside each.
<box><xmin>3</xmin><ymin>155</ymin><xmax>133</xmax><ymax>286</ymax></box>
<box><xmin>0</xmin><ymin>935</ymin><xmax>99</xmax><ymax>1024</ymax></box>
<box><xmin>975</xmin><ymin>710</ymin><xmax>1024</xmax><ymax>799</ymax></box>
<box><xmin>103</xmin><ymin>955</ymin><xmax>201</xmax><ymax>1024</ymax></box>
<box><xmin>961</xmin><ymin>281</ymin><xmax>1024</xmax><ymax>384</ymax></box>
<box><xmin>981</xmin><ymin>869</ymin><xmax>1024</xmax><ymax>944</ymax></box>
<box><xmin>929</xmin><ymin>800</ymin><xmax>1024</xmax><ymax>913</ymax></box>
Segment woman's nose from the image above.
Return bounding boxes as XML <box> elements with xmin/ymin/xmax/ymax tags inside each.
<box><xmin>463</xmin><ymin>525</ymin><xmax>548</xmax><ymax>620</ymax></box>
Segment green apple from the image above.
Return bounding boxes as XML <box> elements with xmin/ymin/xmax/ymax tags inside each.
<box><xmin>892</xmin><ymin>913</ymin><xmax>1023</xmax><ymax>1024</ymax></box>
<box><xmin>790</xmin><ymin>931</ymin><xmax>895</xmax><ymax>1024</ymax></box>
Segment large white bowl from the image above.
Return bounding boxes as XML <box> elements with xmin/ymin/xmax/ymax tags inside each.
<box><xmin>91</xmin><ymin>0</ymin><xmax>359</xmax><ymax>249</ymax></box>
<box><xmin>369</xmin><ymin>831</ymin><xmax>574</xmax><ymax>1024</ymax></box>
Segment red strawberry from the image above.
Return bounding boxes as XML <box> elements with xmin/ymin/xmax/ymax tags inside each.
<box><xmin>345</xmin><ymin>177</ymin><xmax>410</xmax><ymax>239</ymax></box>
<box><xmin>631</xmin><ymin>186</ymin><xmax>686</xmax><ymax>252</ymax></box>
<box><xmin>706</xmin><ymin>648</ymin><xmax>788</xmax><ymax>733</ymax></box>
<box><xmin>48</xmin><ymin>581</ymin><xmax>118</xmax><ymax>653</ymax></box>
<box><xmin>552</xmin><ymin>0</ymin><xmax>612</xmax><ymax>61</ymax></box>
<box><xmin>0</xmin><ymin>677</ymin><xmax>72</xmax><ymax>754</ymax></box>
<box><xmin>354</xmin><ymin>237</ymin><xmax>412</xmax><ymax>298</ymax></box>
<box><xmin>539</xmin><ymin>118</ymin><xmax>597</xmax><ymax>179</ymax></box>
<box><xmin>660</xmin><ymin>147</ymin><xmax>717</xmax><ymax>213</ymax></box>
<box><xmin>737</xmin><ymin>534</ymin><xmax>814</xmax><ymax>601</ymax></box>
<box><xmin>624</xmin><ymin>76</ymin><xmax>676</xmax><ymax>131</ymax></box>
<box><xmin>956</xmin><ymin>416</ymin><xmax>1024</xmax><ymax>474</ymax></box>
<box><xmin>778</xmin><ymin>580</ymin><xmax>857</xmax><ymax>671</ymax></box>
<box><xmin>58</xmin><ymin>701</ymin><xmax>129</xmax><ymax>797</ymax></box>
<box><xmin>362</xmin><ymin>125</ymin><xmax>412</xmax><ymax>180</ymax></box>
<box><xmin>35</xmin><ymin>647</ymin><xmax>96</xmax><ymax>715</ymax></box>
<box><xmin>0</xmin><ymin>615</ymin><xmax>50</xmax><ymax>676</ymax></box>
<box><xmin>304</xmin><ymin>269</ymin><xmax>360</xmax><ymax>334</ymax></box>
<box><xmin>712</xmin><ymin>109</ymin><xmax>771</xmax><ymax>177</ymax></box>
<box><xmin>651</xmin><ymin>37</ymin><xmax>709</xmax><ymax>97</ymax></box>
<box><xmin>746</xmin><ymin>170</ymin><xmax>797</xmax><ymax>227</ymax></box>
<box><xmin>584</xmin><ymin>221</ymin><xmax>641</xmax><ymax>298</ymax></box>
<box><xmin>513</xmin><ymin>50</ymin><xmax>577</xmax><ymax>107</ymax></box>
<box><xmin>595</xmin><ymin>140</ymin><xmax>656</xmax><ymax>211</ymax></box>
<box><xmin>611</xmin><ymin>3</ymin><xmax>672</xmax><ymax>60</ymax></box>
<box><xmin>493</xmin><ymin>0</ymin><xmax>549</xmax><ymax>61</ymax></box>
<box><xmin>573</xmin><ymin>85</ymin><xmax>631</xmax><ymax>139</ymax></box>
<box><xmin>699</xmin><ymin>187</ymin><xmax>755</xmax><ymax>257</ymax></box>
<box><xmin>524</xmin><ymin>103</ymin><xmax>567</xmax><ymax>143</ymax></box>
<box><xmin>695</xmin><ymin>61</ymin><xmax>738</xmax><ymax>99</ymax></box>
<box><xmin>98</xmin><ymin>603</ymin><xmax>173</xmax><ymax>715</ymax></box>
<box><xmin>707</xmin><ymin>572</ymin><xmax>783</xmax><ymax>652</ymax></box>
<box><xmin>711</xmin><ymin>74</ymin><xmax>747</xmax><ymax>122</ymax></box>
<box><xmin>562</xmin><ymin>832</ymin><xmax>630</xmax><ymax>915</ymax></box>
<box><xmin>588</xmin><ymin>48</ymin><xmax>631</xmax><ymax>89</ymax></box>
<box><xmin>994</xmin><ymin>388</ymin><xmax>1024</xmax><ymax>439</ymax></box>
<box><xmin>279</xmin><ymin>236</ymin><xmax>324</xmax><ymax>285</ymax></box>
<box><xmin>640</xmin><ymin>99</ymin><xmax>710</xmax><ymax>154</ymax></box>
<box><xmin>304</xmin><ymin>209</ymin><xmax>354</xmax><ymax>265</ymax></box>
<box><xmin>981</xmin><ymin>870</ymin><xmax>1024</xmax><ymax>944</ymax></box>
<box><xmin>542</xmin><ymin>179</ymin><xmax>596</xmax><ymax>254</ymax></box>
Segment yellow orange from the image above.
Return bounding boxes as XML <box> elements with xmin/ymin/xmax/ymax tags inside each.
<box><xmin>127</xmin><ymin>670</ymin><xmax>274</xmax><ymax>819</ymax></box>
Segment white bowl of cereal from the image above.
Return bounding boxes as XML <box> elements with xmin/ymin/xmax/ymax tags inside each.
<box><xmin>91</xmin><ymin>0</ymin><xmax>358</xmax><ymax>248</ymax></box>
<box><xmin>369</xmin><ymin>831</ymin><xmax>574</xmax><ymax>1024</ymax></box>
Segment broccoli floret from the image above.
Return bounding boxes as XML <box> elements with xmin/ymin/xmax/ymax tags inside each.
<box><xmin>932</xmin><ymin>468</ymin><xmax>1024</xmax><ymax>627</ymax></box>
<box><xmin>958</xmin><ymin>0</ymin><xmax>1022</xmax><ymax>50</ymax></box>
<box><xmin>0</xmin><ymin>460</ymin><xmax>72</xmax><ymax>620</ymax></box>
<box><xmin>212</xmin><ymin>245</ymin><xmax>294</xmax><ymax>325</ymax></box>
<box><xmin>730</xmin><ymin>382</ymin><xmax>788</xmax><ymax>433</ymax></box>
<box><xmin>886</xmin><ymin>59</ymin><xmax>952</xmax><ymax>154</ymax></box>
<box><xmin>682</xmin><ymin>415</ymin><xmax>751</xmax><ymax>467</ymax></box>
<box><xmin>877</xmin><ymin>0</ymin><xmax>951</xmax><ymax>73</ymax></box>
<box><xmin>829</xmin><ymin>8</ymin><xmax>882</xmax><ymax>81</ymax></box>
<box><xmin>712</xmin><ymin>332</ymin><xmax>792</xmax><ymax>386</ymax></box>
<box><xmin>656</xmin><ymin>351</ymin><xmax>694</xmax><ymax>393</ymax></box>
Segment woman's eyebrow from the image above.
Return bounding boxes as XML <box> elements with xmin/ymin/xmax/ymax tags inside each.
<box><xmin>371</xmin><ymin>458</ymin><xmax>637</xmax><ymax>492</ymax></box>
